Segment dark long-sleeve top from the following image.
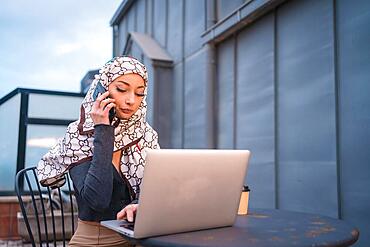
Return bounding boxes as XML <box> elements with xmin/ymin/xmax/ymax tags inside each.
<box><xmin>69</xmin><ymin>124</ymin><xmax>135</xmax><ymax>222</ymax></box>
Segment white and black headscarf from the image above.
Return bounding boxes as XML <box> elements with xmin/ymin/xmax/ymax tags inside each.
<box><xmin>36</xmin><ymin>56</ymin><xmax>160</xmax><ymax>198</ymax></box>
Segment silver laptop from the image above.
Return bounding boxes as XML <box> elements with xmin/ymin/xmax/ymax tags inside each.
<box><xmin>101</xmin><ymin>149</ymin><xmax>250</xmax><ymax>239</ymax></box>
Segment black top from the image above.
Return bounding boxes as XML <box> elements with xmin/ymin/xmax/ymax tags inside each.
<box><xmin>69</xmin><ymin>124</ymin><xmax>135</xmax><ymax>222</ymax></box>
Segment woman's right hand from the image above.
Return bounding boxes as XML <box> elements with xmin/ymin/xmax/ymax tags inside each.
<box><xmin>117</xmin><ymin>204</ymin><xmax>138</xmax><ymax>222</ymax></box>
<box><xmin>90</xmin><ymin>91</ymin><xmax>116</xmax><ymax>125</ymax></box>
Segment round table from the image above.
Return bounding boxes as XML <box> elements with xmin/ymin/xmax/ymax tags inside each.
<box><xmin>132</xmin><ymin>209</ymin><xmax>359</xmax><ymax>247</ymax></box>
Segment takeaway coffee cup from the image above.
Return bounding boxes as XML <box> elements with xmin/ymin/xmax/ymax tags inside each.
<box><xmin>238</xmin><ymin>185</ymin><xmax>250</xmax><ymax>215</ymax></box>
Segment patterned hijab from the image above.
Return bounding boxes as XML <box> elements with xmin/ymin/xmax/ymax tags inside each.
<box><xmin>36</xmin><ymin>56</ymin><xmax>160</xmax><ymax>198</ymax></box>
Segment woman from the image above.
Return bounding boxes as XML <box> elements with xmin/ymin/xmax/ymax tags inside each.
<box><xmin>36</xmin><ymin>56</ymin><xmax>160</xmax><ymax>246</ymax></box>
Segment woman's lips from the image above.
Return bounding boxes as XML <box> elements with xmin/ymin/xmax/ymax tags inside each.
<box><xmin>121</xmin><ymin>108</ymin><xmax>133</xmax><ymax>114</ymax></box>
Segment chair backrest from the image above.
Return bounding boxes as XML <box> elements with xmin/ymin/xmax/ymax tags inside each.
<box><xmin>15</xmin><ymin>166</ymin><xmax>77</xmax><ymax>247</ymax></box>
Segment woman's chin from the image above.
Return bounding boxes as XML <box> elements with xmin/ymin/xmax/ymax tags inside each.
<box><xmin>116</xmin><ymin>112</ymin><xmax>132</xmax><ymax>120</ymax></box>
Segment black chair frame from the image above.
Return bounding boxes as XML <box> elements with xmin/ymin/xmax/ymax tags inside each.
<box><xmin>15</xmin><ymin>166</ymin><xmax>76</xmax><ymax>247</ymax></box>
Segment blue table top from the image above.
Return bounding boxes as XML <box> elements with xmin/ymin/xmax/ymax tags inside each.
<box><xmin>133</xmin><ymin>208</ymin><xmax>359</xmax><ymax>247</ymax></box>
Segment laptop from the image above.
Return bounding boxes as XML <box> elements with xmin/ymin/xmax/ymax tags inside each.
<box><xmin>101</xmin><ymin>149</ymin><xmax>250</xmax><ymax>239</ymax></box>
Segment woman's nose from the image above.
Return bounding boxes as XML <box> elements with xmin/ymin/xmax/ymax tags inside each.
<box><xmin>125</xmin><ymin>93</ymin><xmax>135</xmax><ymax>105</ymax></box>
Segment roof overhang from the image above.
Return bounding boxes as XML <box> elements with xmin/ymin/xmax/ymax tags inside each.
<box><xmin>124</xmin><ymin>32</ymin><xmax>173</xmax><ymax>67</ymax></box>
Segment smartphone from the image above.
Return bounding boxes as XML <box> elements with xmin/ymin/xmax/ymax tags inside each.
<box><xmin>92</xmin><ymin>81</ymin><xmax>106</xmax><ymax>101</ymax></box>
<box><xmin>92</xmin><ymin>81</ymin><xmax>116</xmax><ymax>122</ymax></box>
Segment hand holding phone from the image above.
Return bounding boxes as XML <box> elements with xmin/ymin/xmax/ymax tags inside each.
<box><xmin>92</xmin><ymin>82</ymin><xmax>116</xmax><ymax>123</ymax></box>
<box><xmin>90</xmin><ymin>84</ymin><xmax>116</xmax><ymax>125</ymax></box>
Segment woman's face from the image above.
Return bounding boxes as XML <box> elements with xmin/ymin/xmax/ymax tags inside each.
<box><xmin>108</xmin><ymin>73</ymin><xmax>145</xmax><ymax>120</ymax></box>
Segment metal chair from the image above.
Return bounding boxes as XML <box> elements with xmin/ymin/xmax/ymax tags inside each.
<box><xmin>15</xmin><ymin>166</ymin><xmax>77</xmax><ymax>247</ymax></box>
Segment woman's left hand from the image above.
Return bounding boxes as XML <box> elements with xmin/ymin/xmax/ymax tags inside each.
<box><xmin>117</xmin><ymin>204</ymin><xmax>138</xmax><ymax>222</ymax></box>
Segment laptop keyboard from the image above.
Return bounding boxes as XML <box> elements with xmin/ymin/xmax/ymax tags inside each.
<box><xmin>120</xmin><ymin>221</ymin><xmax>135</xmax><ymax>231</ymax></box>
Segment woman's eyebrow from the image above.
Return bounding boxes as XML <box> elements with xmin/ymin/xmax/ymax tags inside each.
<box><xmin>116</xmin><ymin>80</ymin><xmax>144</xmax><ymax>88</ymax></box>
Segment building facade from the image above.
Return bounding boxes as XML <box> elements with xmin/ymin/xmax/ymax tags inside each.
<box><xmin>110</xmin><ymin>0</ymin><xmax>370</xmax><ymax>245</ymax></box>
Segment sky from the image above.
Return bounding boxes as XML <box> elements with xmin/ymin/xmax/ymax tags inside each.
<box><xmin>0</xmin><ymin>0</ymin><xmax>122</xmax><ymax>99</ymax></box>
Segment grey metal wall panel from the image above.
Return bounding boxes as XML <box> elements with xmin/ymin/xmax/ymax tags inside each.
<box><xmin>185</xmin><ymin>0</ymin><xmax>206</xmax><ymax>57</ymax></box>
<box><xmin>146</xmin><ymin>0</ymin><xmax>153</xmax><ymax>35</ymax></box>
<box><xmin>236</xmin><ymin>13</ymin><xmax>275</xmax><ymax>208</ymax></box>
<box><xmin>184</xmin><ymin>49</ymin><xmax>208</xmax><ymax>148</ymax></box>
<box><xmin>153</xmin><ymin>0</ymin><xmax>167</xmax><ymax>48</ymax></box>
<box><xmin>118</xmin><ymin>16</ymin><xmax>128</xmax><ymax>54</ymax></box>
<box><xmin>171</xmin><ymin>63</ymin><xmax>184</xmax><ymax>148</ymax></box>
<box><xmin>127</xmin><ymin>4</ymin><xmax>137</xmax><ymax>34</ymax></box>
<box><xmin>337</xmin><ymin>0</ymin><xmax>370</xmax><ymax>244</ymax></box>
<box><xmin>216</xmin><ymin>0</ymin><xmax>244</xmax><ymax>20</ymax></box>
<box><xmin>153</xmin><ymin>66</ymin><xmax>173</xmax><ymax>148</ymax></box>
<box><xmin>279</xmin><ymin>161</ymin><xmax>338</xmax><ymax>213</ymax></box>
<box><xmin>143</xmin><ymin>56</ymin><xmax>154</xmax><ymax>125</ymax></box>
<box><xmin>136</xmin><ymin>0</ymin><xmax>146</xmax><ymax>33</ymax></box>
<box><xmin>130</xmin><ymin>42</ymin><xmax>143</xmax><ymax>62</ymax></box>
<box><xmin>216</xmin><ymin>38</ymin><xmax>235</xmax><ymax>149</ymax></box>
<box><xmin>277</xmin><ymin>0</ymin><xmax>338</xmax><ymax>217</ymax></box>
<box><xmin>112</xmin><ymin>1</ymin><xmax>370</xmax><ymax>244</ymax></box>
<box><xmin>167</xmin><ymin>0</ymin><xmax>184</xmax><ymax>63</ymax></box>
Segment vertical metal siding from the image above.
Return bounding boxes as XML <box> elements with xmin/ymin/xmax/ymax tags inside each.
<box><xmin>146</xmin><ymin>0</ymin><xmax>154</xmax><ymax>35</ymax></box>
<box><xmin>114</xmin><ymin>1</ymin><xmax>370</xmax><ymax>243</ymax></box>
<box><xmin>216</xmin><ymin>0</ymin><xmax>245</xmax><ymax>20</ymax></box>
<box><xmin>184</xmin><ymin>49</ymin><xmax>208</xmax><ymax>148</ymax></box>
<box><xmin>236</xmin><ymin>13</ymin><xmax>275</xmax><ymax>208</ymax></box>
<box><xmin>143</xmin><ymin>55</ymin><xmax>154</xmax><ymax>125</ymax></box>
<box><xmin>153</xmin><ymin>0</ymin><xmax>167</xmax><ymax>48</ymax></box>
<box><xmin>127</xmin><ymin>4</ymin><xmax>136</xmax><ymax>33</ymax></box>
<box><xmin>171</xmin><ymin>63</ymin><xmax>184</xmax><ymax>148</ymax></box>
<box><xmin>118</xmin><ymin>16</ymin><xmax>128</xmax><ymax>54</ymax></box>
<box><xmin>167</xmin><ymin>0</ymin><xmax>184</xmax><ymax>63</ymax></box>
<box><xmin>136</xmin><ymin>0</ymin><xmax>146</xmax><ymax>33</ymax></box>
<box><xmin>276</xmin><ymin>0</ymin><xmax>338</xmax><ymax>217</ymax></box>
<box><xmin>336</xmin><ymin>0</ymin><xmax>370</xmax><ymax>244</ymax></box>
<box><xmin>184</xmin><ymin>0</ymin><xmax>206</xmax><ymax>56</ymax></box>
<box><xmin>216</xmin><ymin>38</ymin><xmax>235</xmax><ymax>149</ymax></box>
<box><xmin>130</xmin><ymin>42</ymin><xmax>143</xmax><ymax>63</ymax></box>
